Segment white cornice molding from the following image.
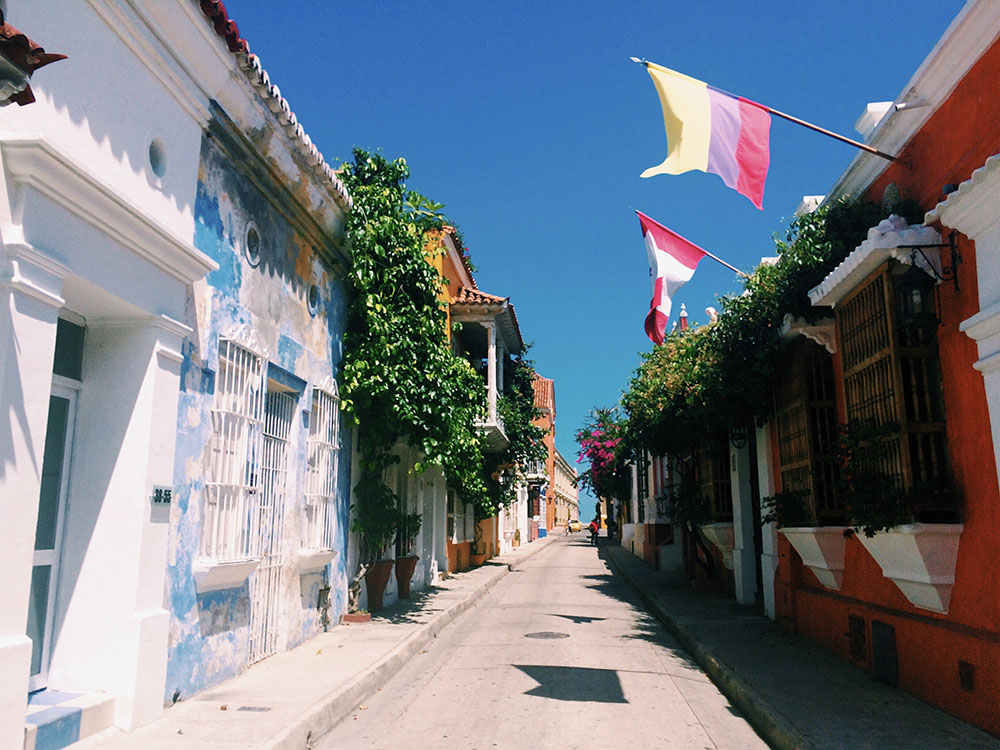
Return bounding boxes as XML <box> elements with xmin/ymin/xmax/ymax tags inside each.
<box><xmin>781</xmin><ymin>314</ymin><xmax>837</xmax><ymax>354</ymax></box>
<box><xmin>809</xmin><ymin>218</ymin><xmax>942</xmax><ymax>308</ymax></box>
<box><xmin>925</xmin><ymin>152</ymin><xmax>1000</xmax><ymax>237</ymax></box>
<box><xmin>826</xmin><ymin>1</ymin><xmax>1000</xmax><ymax>203</ymax></box>
<box><xmin>0</xmin><ymin>241</ymin><xmax>69</xmax><ymax>308</ymax></box>
<box><xmin>131</xmin><ymin>0</ymin><xmax>351</xmax><ymax>215</ymax></box>
<box><xmin>87</xmin><ymin>0</ymin><xmax>212</xmax><ymax>126</ymax></box>
<box><xmin>442</xmin><ymin>232</ymin><xmax>475</xmax><ymax>289</ymax></box>
<box><xmin>0</xmin><ymin>135</ymin><xmax>218</xmax><ymax>284</ymax></box>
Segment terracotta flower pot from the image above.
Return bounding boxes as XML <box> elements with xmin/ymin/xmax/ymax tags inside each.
<box><xmin>395</xmin><ymin>555</ymin><xmax>419</xmax><ymax>598</ymax></box>
<box><xmin>469</xmin><ymin>552</ymin><xmax>486</xmax><ymax>567</ymax></box>
<box><xmin>365</xmin><ymin>559</ymin><xmax>395</xmax><ymax>612</ymax></box>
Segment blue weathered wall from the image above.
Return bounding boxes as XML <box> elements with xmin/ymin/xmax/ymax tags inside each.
<box><xmin>164</xmin><ymin>123</ymin><xmax>351</xmax><ymax>702</ymax></box>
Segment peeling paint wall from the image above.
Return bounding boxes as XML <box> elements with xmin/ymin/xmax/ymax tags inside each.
<box><xmin>164</xmin><ymin>115</ymin><xmax>351</xmax><ymax>702</ymax></box>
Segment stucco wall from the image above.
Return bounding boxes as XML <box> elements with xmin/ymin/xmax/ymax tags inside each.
<box><xmin>164</xmin><ymin>126</ymin><xmax>351</xmax><ymax>702</ymax></box>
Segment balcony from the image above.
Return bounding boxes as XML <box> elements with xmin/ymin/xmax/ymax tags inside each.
<box><xmin>523</xmin><ymin>458</ymin><xmax>546</xmax><ymax>484</ymax></box>
<box><xmin>451</xmin><ymin>285</ymin><xmax>523</xmax><ymax>453</ymax></box>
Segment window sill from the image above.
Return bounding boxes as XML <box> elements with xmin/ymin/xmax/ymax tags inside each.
<box><xmin>296</xmin><ymin>548</ymin><xmax>337</xmax><ymax>574</ymax></box>
<box><xmin>856</xmin><ymin>523</ymin><xmax>963</xmax><ymax>614</ymax></box>
<box><xmin>781</xmin><ymin>526</ymin><xmax>849</xmax><ymax>590</ymax></box>
<box><xmin>192</xmin><ymin>558</ymin><xmax>261</xmax><ymax>593</ymax></box>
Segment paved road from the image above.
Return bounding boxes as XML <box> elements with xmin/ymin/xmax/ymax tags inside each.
<box><xmin>316</xmin><ymin>535</ymin><xmax>768</xmax><ymax>749</ymax></box>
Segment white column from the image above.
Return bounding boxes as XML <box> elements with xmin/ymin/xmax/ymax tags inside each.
<box><xmin>934</xmin><ymin>168</ymin><xmax>1000</xmax><ymax>495</ymax></box>
<box><xmin>485</xmin><ymin>320</ymin><xmax>497</xmax><ymax>423</ymax></box>
<box><xmin>731</xmin><ymin>439</ymin><xmax>757</xmax><ymax>605</ymax></box>
<box><xmin>0</xmin><ymin>243</ymin><xmax>66</xmax><ymax>750</ymax></box>
<box><xmin>756</xmin><ymin>424</ymin><xmax>779</xmax><ymax>620</ymax></box>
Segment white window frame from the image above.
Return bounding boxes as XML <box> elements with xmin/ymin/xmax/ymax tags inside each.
<box><xmin>201</xmin><ymin>338</ymin><xmax>265</xmax><ymax>563</ymax></box>
<box><xmin>304</xmin><ymin>384</ymin><xmax>340</xmax><ymax>551</ymax></box>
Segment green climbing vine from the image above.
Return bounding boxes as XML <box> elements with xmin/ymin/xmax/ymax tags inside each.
<box><xmin>338</xmin><ymin>149</ymin><xmax>488</xmax><ymax>563</ymax></box>
<box><xmin>337</xmin><ymin>148</ymin><xmax>546</xmax><ymax>566</ymax></box>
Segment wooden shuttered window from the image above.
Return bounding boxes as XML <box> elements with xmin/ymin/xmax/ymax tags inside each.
<box><xmin>774</xmin><ymin>339</ymin><xmax>842</xmax><ymax>524</ymax></box>
<box><xmin>836</xmin><ymin>261</ymin><xmax>949</xmax><ymax>499</ymax></box>
<box><xmin>697</xmin><ymin>435</ymin><xmax>733</xmax><ymax>522</ymax></box>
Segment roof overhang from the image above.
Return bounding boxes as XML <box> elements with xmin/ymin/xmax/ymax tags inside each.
<box><xmin>925</xmin><ymin>151</ymin><xmax>1000</xmax><ymax>238</ymax></box>
<box><xmin>824</xmin><ymin>1</ymin><xmax>1000</xmax><ymax>204</ymax></box>
<box><xmin>808</xmin><ymin>216</ymin><xmax>943</xmax><ymax>308</ymax></box>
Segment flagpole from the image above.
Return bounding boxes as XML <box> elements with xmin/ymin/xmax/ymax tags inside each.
<box><xmin>702</xmin><ymin>250</ymin><xmax>750</xmax><ymax>279</ymax></box>
<box><xmin>633</xmin><ymin>207</ymin><xmax>751</xmax><ymax>279</ymax></box>
<box><xmin>631</xmin><ymin>57</ymin><xmax>901</xmax><ymax>165</ymax></box>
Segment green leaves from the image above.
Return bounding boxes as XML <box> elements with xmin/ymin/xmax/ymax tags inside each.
<box><xmin>338</xmin><ymin>148</ymin><xmax>511</xmax><ymax>559</ymax></box>
<box><xmin>619</xmin><ymin>199</ymin><xmax>881</xmax><ymax>463</ymax></box>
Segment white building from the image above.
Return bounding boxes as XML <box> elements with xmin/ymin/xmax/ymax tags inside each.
<box><xmin>0</xmin><ymin>2</ymin><xmax>352</xmax><ymax>747</ymax></box>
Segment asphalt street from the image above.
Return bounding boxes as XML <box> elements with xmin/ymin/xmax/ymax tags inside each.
<box><xmin>316</xmin><ymin>535</ymin><xmax>768</xmax><ymax>749</ymax></box>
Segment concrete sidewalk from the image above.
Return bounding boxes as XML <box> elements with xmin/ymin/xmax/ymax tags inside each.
<box><xmin>603</xmin><ymin>543</ymin><xmax>1000</xmax><ymax>750</ymax></box>
<box><xmin>75</xmin><ymin>536</ymin><xmax>558</xmax><ymax>750</ymax></box>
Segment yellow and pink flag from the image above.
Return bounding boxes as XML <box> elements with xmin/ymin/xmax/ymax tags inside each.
<box><xmin>640</xmin><ymin>61</ymin><xmax>770</xmax><ymax>209</ymax></box>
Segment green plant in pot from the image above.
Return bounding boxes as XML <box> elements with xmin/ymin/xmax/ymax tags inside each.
<box><xmin>469</xmin><ymin>516</ymin><xmax>487</xmax><ymax>567</ymax></box>
<box><xmin>395</xmin><ymin>511</ymin><xmax>422</xmax><ymax>598</ymax></box>
<box><xmin>350</xmin><ymin>471</ymin><xmax>399</xmax><ymax>612</ymax></box>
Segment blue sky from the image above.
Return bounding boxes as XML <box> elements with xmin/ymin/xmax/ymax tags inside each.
<box><xmin>227</xmin><ymin>1</ymin><xmax>963</xmax><ymax>504</ymax></box>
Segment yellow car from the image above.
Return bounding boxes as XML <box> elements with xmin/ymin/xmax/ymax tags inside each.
<box><xmin>568</xmin><ymin>520</ymin><xmax>582</xmax><ymax>532</ymax></box>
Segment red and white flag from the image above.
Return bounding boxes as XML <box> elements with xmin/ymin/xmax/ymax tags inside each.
<box><xmin>637</xmin><ymin>211</ymin><xmax>707</xmax><ymax>344</ymax></box>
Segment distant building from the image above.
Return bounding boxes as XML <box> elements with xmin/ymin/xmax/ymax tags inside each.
<box><xmin>552</xmin><ymin>449</ymin><xmax>579</xmax><ymax>526</ymax></box>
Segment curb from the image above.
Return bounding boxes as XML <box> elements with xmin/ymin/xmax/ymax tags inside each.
<box><xmin>603</xmin><ymin>546</ymin><xmax>811</xmax><ymax>750</ymax></box>
<box><xmin>268</xmin><ymin>536</ymin><xmax>558</xmax><ymax>749</ymax></box>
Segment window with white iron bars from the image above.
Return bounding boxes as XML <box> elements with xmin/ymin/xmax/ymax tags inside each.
<box><xmin>202</xmin><ymin>339</ymin><xmax>265</xmax><ymax>562</ymax></box>
<box><xmin>304</xmin><ymin>386</ymin><xmax>340</xmax><ymax>551</ymax></box>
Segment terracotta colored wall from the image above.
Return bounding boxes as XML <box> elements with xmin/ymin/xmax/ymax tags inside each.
<box><xmin>770</xmin><ymin>36</ymin><xmax>1000</xmax><ymax>736</ymax></box>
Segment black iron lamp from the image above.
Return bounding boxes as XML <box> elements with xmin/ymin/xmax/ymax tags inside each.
<box><xmin>896</xmin><ymin>260</ymin><xmax>940</xmax><ymax>345</ymax></box>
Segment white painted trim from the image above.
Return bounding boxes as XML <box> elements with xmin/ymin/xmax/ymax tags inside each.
<box><xmin>825</xmin><ymin>1</ymin><xmax>1000</xmax><ymax>204</ymax></box>
<box><xmin>87</xmin><ymin>0</ymin><xmax>212</xmax><ymax>126</ymax></box>
<box><xmin>442</xmin><ymin>232</ymin><xmax>475</xmax><ymax>290</ymax></box>
<box><xmin>700</xmin><ymin>522</ymin><xmax>735</xmax><ymax>570</ymax></box>
<box><xmin>781</xmin><ymin>314</ymin><xmax>837</xmax><ymax>354</ymax></box>
<box><xmin>781</xmin><ymin>527</ymin><xmax>849</xmax><ymax>590</ymax></box>
<box><xmin>192</xmin><ymin>558</ymin><xmax>261</xmax><ymax>593</ymax></box>
<box><xmin>0</xmin><ymin>136</ymin><xmax>218</xmax><ymax>283</ymax></box>
<box><xmin>0</xmin><ymin>242</ymin><xmax>69</xmax><ymax>309</ymax></box>
<box><xmin>856</xmin><ymin>523</ymin><xmax>963</xmax><ymax>614</ymax></box>
<box><xmin>926</xmin><ymin>152</ymin><xmax>1000</xmax><ymax>237</ymax></box>
<box><xmin>809</xmin><ymin>218</ymin><xmax>942</xmax><ymax>307</ymax></box>
<box><xmin>296</xmin><ymin>549</ymin><xmax>337</xmax><ymax>575</ymax></box>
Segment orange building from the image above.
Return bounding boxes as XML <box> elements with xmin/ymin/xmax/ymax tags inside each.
<box><xmin>766</xmin><ymin>4</ymin><xmax>1000</xmax><ymax>734</ymax></box>
<box><xmin>433</xmin><ymin>228</ymin><xmax>526</xmax><ymax>571</ymax></box>
<box><xmin>531</xmin><ymin>375</ymin><xmax>556</xmax><ymax>537</ymax></box>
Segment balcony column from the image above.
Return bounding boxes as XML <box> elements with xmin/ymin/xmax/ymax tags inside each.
<box><xmin>485</xmin><ymin>319</ymin><xmax>497</xmax><ymax>423</ymax></box>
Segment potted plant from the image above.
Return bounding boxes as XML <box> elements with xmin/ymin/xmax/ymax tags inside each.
<box><xmin>469</xmin><ymin>519</ymin><xmax>487</xmax><ymax>567</ymax></box>
<box><xmin>395</xmin><ymin>511</ymin><xmax>422</xmax><ymax>598</ymax></box>
<box><xmin>350</xmin><ymin>475</ymin><xmax>399</xmax><ymax>612</ymax></box>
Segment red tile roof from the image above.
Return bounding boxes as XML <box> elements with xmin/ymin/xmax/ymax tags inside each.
<box><xmin>194</xmin><ymin>1</ymin><xmax>351</xmax><ymax>210</ymax></box>
<box><xmin>450</xmin><ymin>287</ymin><xmax>507</xmax><ymax>306</ymax></box>
<box><xmin>0</xmin><ymin>11</ymin><xmax>66</xmax><ymax>106</ymax></box>
<box><xmin>532</xmin><ymin>375</ymin><xmax>555</xmax><ymax>413</ymax></box>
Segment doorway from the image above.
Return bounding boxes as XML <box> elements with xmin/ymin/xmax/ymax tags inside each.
<box><xmin>27</xmin><ymin>382</ymin><xmax>78</xmax><ymax>691</ymax></box>
<box><xmin>247</xmin><ymin>386</ymin><xmax>295</xmax><ymax>664</ymax></box>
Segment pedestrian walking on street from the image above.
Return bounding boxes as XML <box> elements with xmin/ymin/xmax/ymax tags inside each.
<box><xmin>589</xmin><ymin>518</ymin><xmax>599</xmax><ymax>546</ymax></box>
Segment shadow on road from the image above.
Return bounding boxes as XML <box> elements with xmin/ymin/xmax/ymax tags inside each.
<box><xmin>514</xmin><ymin>664</ymin><xmax>628</xmax><ymax>703</ymax></box>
